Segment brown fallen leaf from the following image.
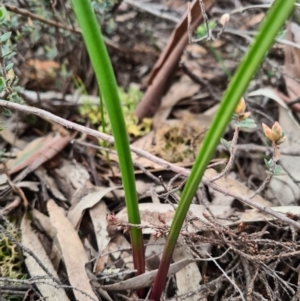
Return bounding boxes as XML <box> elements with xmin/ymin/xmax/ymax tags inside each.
<box><xmin>32</xmin><ymin>208</ymin><xmax>57</xmax><ymax>239</ymax></box>
<box><xmin>145</xmin><ymin>236</ymin><xmax>165</xmax><ymax>271</ymax></box>
<box><xmin>152</xmin><ymin>76</ymin><xmax>201</xmax><ymax>127</ymax></box>
<box><xmin>21</xmin><ymin>216</ymin><xmax>70</xmax><ymax>301</ymax></box>
<box><xmin>238</xmin><ymin>206</ymin><xmax>300</xmax><ymax>223</ymax></box>
<box><xmin>0</xmin><ymin>128</ymin><xmax>27</xmax><ymax>149</ymax></box>
<box><xmin>240</xmin><ymin>12</ymin><xmax>265</xmax><ymax>30</ymax></box>
<box><xmin>22</xmin><ymin>59</ymin><xmax>60</xmax><ymax>90</ymax></box>
<box><xmin>47</xmin><ymin>199</ymin><xmax>98</xmax><ymax>301</ymax></box>
<box><xmin>7</xmin><ymin>132</ymin><xmax>71</xmax><ymax>182</ymax></box>
<box><xmin>68</xmin><ymin>186</ymin><xmax>121</xmax><ymax>230</ymax></box>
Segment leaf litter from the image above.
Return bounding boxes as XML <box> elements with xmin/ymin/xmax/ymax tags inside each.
<box><xmin>1</xmin><ymin>1</ymin><xmax>300</xmax><ymax>300</ymax></box>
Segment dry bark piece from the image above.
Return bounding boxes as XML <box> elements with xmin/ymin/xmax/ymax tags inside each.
<box><xmin>136</xmin><ymin>0</ymin><xmax>216</xmax><ymax>120</ymax></box>
<box><xmin>283</xmin><ymin>22</ymin><xmax>300</xmax><ymax>112</ymax></box>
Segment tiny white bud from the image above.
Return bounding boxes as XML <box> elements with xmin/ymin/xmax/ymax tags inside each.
<box><xmin>219</xmin><ymin>13</ymin><xmax>230</xmax><ymax>27</ymax></box>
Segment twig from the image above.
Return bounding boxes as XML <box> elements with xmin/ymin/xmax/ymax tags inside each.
<box><xmin>4</xmin><ymin>4</ymin><xmax>129</xmax><ymax>53</ymax></box>
<box><xmin>229</xmin><ymin>3</ymin><xmax>300</xmax><ymax>15</ymax></box>
<box><xmin>211</xmin><ymin>127</ymin><xmax>239</xmax><ymax>182</ymax></box>
<box><xmin>223</xmin><ymin>29</ymin><xmax>300</xmax><ymax>50</ymax></box>
<box><xmin>230</xmin><ymin>4</ymin><xmax>271</xmax><ymax>14</ymax></box>
<box><xmin>0</xmin><ymin>277</ymin><xmax>98</xmax><ymax>301</ymax></box>
<box><xmin>1</xmin><ymin>100</ymin><xmax>300</xmax><ymax>229</ymax></box>
<box><xmin>218</xmin><ymin>143</ymin><xmax>300</xmax><ymax>157</ymax></box>
<box><xmin>250</xmin><ymin>174</ymin><xmax>272</xmax><ymax>199</ymax></box>
<box><xmin>187</xmin><ymin>0</ymin><xmax>213</xmax><ymax>44</ymax></box>
<box><xmin>124</xmin><ymin>0</ymin><xmax>180</xmax><ymax>23</ymax></box>
<box><xmin>180</xmin><ymin>62</ymin><xmax>220</xmax><ymax>100</ymax></box>
<box><xmin>250</xmin><ymin>141</ymin><xmax>280</xmax><ymax>199</ymax></box>
<box><xmin>205</xmin><ymin>251</ymin><xmax>246</xmax><ymax>301</ymax></box>
<box><xmin>198</xmin><ymin>0</ymin><xmax>214</xmax><ymax>40</ymax></box>
<box><xmin>72</xmin><ymin>140</ymin><xmax>162</xmax><ymax>185</ymax></box>
<box><xmin>4</xmin><ymin>4</ymin><xmax>80</xmax><ymax>34</ymax></box>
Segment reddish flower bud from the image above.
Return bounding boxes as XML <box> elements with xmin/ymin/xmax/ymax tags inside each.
<box><xmin>271</xmin><ymin>121</ymin><xmax>283</xmax><ymax>142</ymax></box>
<box><xmin>262</xmin><ymin>123</ymin><xmax>273</xmax><ymax>141</ymax></box>
<box><xmin>262</xmin><ymin>122</ymin><xmax>285</xmax><ymax>145</ymax></box>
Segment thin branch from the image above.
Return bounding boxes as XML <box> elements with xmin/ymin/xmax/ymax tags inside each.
<box><xmin>211</xmin><ymin>127</ymin><xmax>239</xmax><ymax>182</ymax></box>
<box><xmin>205</xmin><ymin>251</ymin><xmax>246</xmax><ymax>301</ymax></box>
<box><xmin>124</xmin><ymin>0</ymin><xmax>180</xmax><ymax>23</ymax></box>
<box><xmin>1</xmin><ymin>100</ymin><xmax>300</xmax><ymax>229</ymax></box>
<box><xmin>4</xmin><ymin>4</ymin><xmax>80</xmax><ymax>34</ymax></box>
<box><xmin>218</xmin><ymin>143</ymin><xmax>300</xmax><ymax>157</ymax></box>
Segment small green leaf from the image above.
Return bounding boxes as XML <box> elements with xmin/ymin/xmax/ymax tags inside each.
<box><xmin>196</xmin><ymin>21</ymin><xmax>216</xmax><ymax>38</ymax></box>
<box><xmin>0</xmin><ymin>32</ymin><xmax>11</xmax><ymax>43</ymax></box>
<box><xmin>1</xmin><ymin>50</ymin><xmax>14</xmax><ymax>59</ymax></box>
<box><xmin>273</xmin><ymin>164</ymin><xmax>285</xmax><ymax>176</ymax></box>
<box><xmin>0</xmin><ymin>7</ymin><xmax>8</xmax><ymax>24</ymax></box>
<box><xmin>3</xmin><ymin>108</ymin><xmax>11</xmax><ymax>117</ymax></box>
<box><xmin>0</xmin><ymin>77</ymin><xmax>4</xmax><ymax>89</ymax></box>
<box><xmin>233</xmin><ymin>118</ymin><xmax>257</xmax><ymax>129</ymax></box>
<box><xmin>5</xmin><ymin>63</ymin><xmax>13</xmax><ymax>72</ymax></box>
<box><xmin>220</xmin><ymin>138</ymin><xmax>231</xmax><ymax>150</ymax></box>
<box><xmin>264</xmin><ymin>158</ymin><xmax>273</xmax><ymax>169</ymax></box>
<box><xmin>264</xmin><ymin>158</ymin><xmax>269</xmax><ymax>169</ymax></box>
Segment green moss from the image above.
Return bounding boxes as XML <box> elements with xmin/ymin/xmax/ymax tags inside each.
<box><xmin>0</xmin><ymin>221</ymin><xmax>25</xmax><ymax>279</ymax></box>
<box><xmin>79</xmin><ymin>85</ymin><xmax>152</xmax><ymax>139</ymax></box>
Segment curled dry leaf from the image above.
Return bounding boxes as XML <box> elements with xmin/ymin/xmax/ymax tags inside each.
<box><xmin>68</xmin><ymin>186</ymin><xmax>121</xmax><ymax>230</ymax></box>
